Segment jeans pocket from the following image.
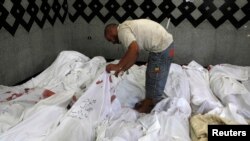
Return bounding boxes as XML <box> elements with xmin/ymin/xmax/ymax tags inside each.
<box><xmin>146</xmin><ymin>61</ymin><xmax>167</xmax><ymax>81</ymax></box>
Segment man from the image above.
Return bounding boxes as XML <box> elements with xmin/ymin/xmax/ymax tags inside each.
<box><xmin>104</xmin><ymin>19</ymin><xmax>174</xmax><ymax>113</ymax></box>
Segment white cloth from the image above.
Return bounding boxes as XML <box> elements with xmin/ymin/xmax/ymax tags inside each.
<box><xmin>44</xmin><ymin>72</ymin><xmax>117</xmax><ymax>141</ymax></box>
<box><xmin>96</xmin><ymin>97</ymin><xmax>191</xmax><ymax>141</ymax></box>
<box><xmin>96</xmin><ymin>108</ymin><xmax>143</xmax><ymax>141</ymax></box>
<box><xmin>112</xmin><ymin>64</ymin><xmax>146</xmax><ymax>108</ymax></box>
<box><xmin>0</xmin><ymin>88</ymin><xmax>57</xmax><ymax>134</ymax></box>
<box><xmin>164</xmin><ymin>63</ymin><xmax>191</xmax><ymax>103</ymax></box>
<box><xmin>207</xmin><ymin>103</ymin><xmax>248</xmax><ymax>124</ymax></box>
<box><xmin>0</xmin><ymin>105</ymin><xmax>66</xmax><ymax>141</ymax></box>
<box><xmin>2</xmin><ymin>50</ymin><xmax>250</xmax><ymax>140</ymax></box>
<box><xmin>21</xmin><ymin>51</ymin><xmax>106</xmax><ymax>97</ymax></box>
<box><xmin>183</xmin><ymin>61</ymin><xmax>223</xmax><ymax>114</ymax></box>
<box><xmin>209</xmin><ymin>64</ymin><xmax>250</xmax><ymax>119</ymax></box>
<box><xmin>0</xmin><ymin>51</ymin><xmax>106</xmax><ymax>135</ymax></box>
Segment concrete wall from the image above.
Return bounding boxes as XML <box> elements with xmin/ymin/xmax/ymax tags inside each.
<box><xmin>0</xmin><ymin>0</ymin><xmax>249</xmax><ymax>85</ymax></box>
<box><xmin>171</xmin><ymin>20</ymin><xmax>250</xmax><ymax>66</ymax></box>
<box><xmin>0</xmin><ymin>20</ymin><xmax>72</xmax><ymax>85</ymax></box>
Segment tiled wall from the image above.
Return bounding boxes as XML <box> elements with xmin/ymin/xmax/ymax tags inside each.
<box><xmin>1</xmin><ymin>0</ymin><xmax>249</xmax><ymax>36</ymax></box>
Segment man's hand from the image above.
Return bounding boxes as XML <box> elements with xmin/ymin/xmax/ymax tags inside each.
<box><xmin>106</xmin><ymin>64</ymin><xmax>119</xmax><ymax>73</ymax></box>
<box><xmin>106</xmin><ymin>64</ymin><xmax>122</xmax><ymax>77</ymax></box>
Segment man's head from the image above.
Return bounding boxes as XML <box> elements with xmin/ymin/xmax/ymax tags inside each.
<box><xmin>104</xmin><ymin>23</ymin><xmax>119</xmax><ymax>44</ymax></box>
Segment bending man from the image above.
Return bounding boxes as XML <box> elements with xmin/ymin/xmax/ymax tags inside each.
<box><xmin>104</xmin><ymin>19</ymin><xmax>174</xmax><ymax>113</ymax></box>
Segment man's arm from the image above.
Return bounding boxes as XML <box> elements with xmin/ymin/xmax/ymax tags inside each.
<box><xmin>117</xmin><ymin>41</ymin><xmax>139</xmax><ymax>73</ymax></box>
<box><xmin>106</xmin><ymin>41</ymin><xmax>139</xmax><ymax>77</ymax></box>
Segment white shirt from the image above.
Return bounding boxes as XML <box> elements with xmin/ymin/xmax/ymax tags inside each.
<box><xmin>118</xmin><ymin>19</ymin><xmax>173</xmax><ymax>53</ymax></box>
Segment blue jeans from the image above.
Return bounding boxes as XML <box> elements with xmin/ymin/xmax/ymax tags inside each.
<box><xmin>145</xmin><ymin>43</ymin><xmax>174</xmax><ymax>103</ymax></box>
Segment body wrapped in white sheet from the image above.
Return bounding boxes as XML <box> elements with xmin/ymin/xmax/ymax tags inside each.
<box><xmin>0</xmin><ymin>88</ymin><xmax>57</xmax><ymax>134</ymax></box>
<box><xmin>44</xmin><ymin>72</ymin><xmax>116</xmax><ymax>141</ymax></box>
<box><xmin>0</xmin><ymin>90</ymin><xmax>75</xmax><ymax>140</ymax></box>
<box><xmin>21</xmin><ymin>51</ymin><xmax>106</xmax><ymax>98</ymax></box>
<box><xmin>110</xmin><ymin>63</ymin><xmax>146</xmax><ymax>108</ymax></box>
<box><xmin>1</xmin><ymin>50</ymin><xmax>249</xmax><ymax>141</ymax></box>
<box><xmin>165</xmin><ymin>63</ymin><xmax>190</xmax><ymax>103</ymax></box>
<box><xmin>209</xmin><ymin>64</ymin><xmax>250</xmax><ymax>120</ymax></box>
<box><xmin>96</xmin><ymin>97</ymin><xmax>191</xmax><ymax>141</ymax></box>
<box><xmin>183</xmin><ymin>61</ymin><xmax>223</xmax><ymax>114</ymax></box>
<box><xmin>0</xmin><ymin>51</ymin><xmax>106</xmax><ymax>134</ymax></box>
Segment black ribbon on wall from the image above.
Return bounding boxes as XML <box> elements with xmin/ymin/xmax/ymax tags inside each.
<box><xmin>0</xmin><ymin>0</ymin><xmax>249</xmax><ymax>36</ymax></box>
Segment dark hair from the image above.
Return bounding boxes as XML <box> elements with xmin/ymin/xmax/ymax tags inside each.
<box><xmin>104</xmin><ymin>23</ymin><xmax>118</xmax><ymax>36</ymax></box>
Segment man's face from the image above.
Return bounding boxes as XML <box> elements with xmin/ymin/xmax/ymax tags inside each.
<box><xmin>105</xmin><ymin>28</ymin><xmax>119</xmax><ymax>44</ymax></box>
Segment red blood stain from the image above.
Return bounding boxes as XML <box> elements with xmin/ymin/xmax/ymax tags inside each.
<box><xmin>42</xmin><ymin>89</ymin><xmax>55</xmax><ymax>98</ymax></box>
<box><xmin>6</xmin><ymin>93</ymin><xmax>23</xmax><ymax>101</ymax></box>
<box><xmin>96</xmin><ymin>80</ymin><xmax>103</xmax><ymax>84</ymax></box>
